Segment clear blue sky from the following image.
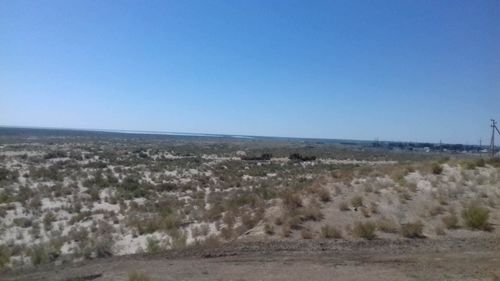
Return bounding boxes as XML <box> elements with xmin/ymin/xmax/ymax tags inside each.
<box><xmin>1</xmin><ymin>0</ymin><xmax>499</xmax><ymax>143</ymax></box>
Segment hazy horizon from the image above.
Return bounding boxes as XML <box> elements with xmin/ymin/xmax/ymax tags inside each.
<box><xmin>1</xmin><ymin>1</ymin><xmax>499</xmax><ymax>144</ymax></box>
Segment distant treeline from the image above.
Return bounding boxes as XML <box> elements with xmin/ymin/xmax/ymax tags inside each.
<box><xmin>240</xmin><ymin>153</ymin><xmax>317</xmax><ymax>161</ymax></box>
<box><xmin>241</xmin><ymin>153</ymin><xmax>272</xmax><ymax>161</ymax></box>
<box><xmin>289</xmin><ymin>153</ymin><xmax>317</xmax><ymax>162</ymax></box>
<box><xmin>372</xmin><ymin>141</ymin><xmax>483</xmax><ymax>152</ymax></box>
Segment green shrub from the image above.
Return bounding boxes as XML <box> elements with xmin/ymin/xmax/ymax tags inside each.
<box><xmin>146</xmin><ymin>237</ymin><xmax>162</xmax><ymax>254</ymax></box>
<box><xmin>0</xmin><ymin>244</ymin><xmax>11</xmax><ymax>269</ymax></box>
<box><xmin>462</xmin><ymin>204</ymin><xmax>490</xmax><ymax>230</ymax></box>
<box><xmin>94</xmin><ymin>237</ymin><xmax>114</xmax><ymax>258</ymax></box>
<box><xmin>43</xmin><ymin>212</ymin><xmax>57</xmax><ymax>231</ymax></box>
<box><xmin>353</xmin><ymin>221</ymin><xmax>376</xmax><ymax>240</ymax></box>
<box><xmin>29</xmin><ymin>244</ymin><xmax>59</xmax><ymax>265</ymax></box>
<box><xmin>169</xmin><ymin>230</ymin><xmax>187</xmax><ymax>249</ymax></box>
<box><xmin>400</xmin><ymin>221</ymin><xmax>424</xmax><ymax>238</ymax></box>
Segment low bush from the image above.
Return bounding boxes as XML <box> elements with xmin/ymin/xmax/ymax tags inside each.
<box><xmin>320</xmin><ymin>225</ymin><xmax>342</xmax><ymax>239</ymax></box>
<box><xmin>94</xmin><ymin>237</ymin><xmax>114</xmax><ymax>258</ymax></box>
<box><xmin>146</xmin><ymin>237</ymin><xmax>162</xmax><ymax>254</ymax></box>
<box><xmin>317</xmin><ymin>187</ymin><xmax>331</xmax><ymax>202</ymax></box>
<box><xmin>29</xmin><ymin>243</ymin><xmax>60</xmax><ymax>265</ymax></box>
<box><xmin>351</xmin><ymin>196</ymin><xmax>363</xmax><ymax>208</ymax></box>
<box><xmin>282</xmin><ymin>192</ymin><xmax>302</xmax><ymax>210</ymax></box>
<box><xmin>400</xmin><ymin>221</ymin><xmax>424</xmax><ymax>238</ymax></box>
<box><xmin>431</xmin><ymin>163</ymin><xmax>443</xmax><ymax>175</ymax></box>
<box><xmin>353</xmin><ymin>221</ymin><xmax>376</xmax><ymax>240</ymax></box>
<box><xmin>462</xmin><ymin>204</ymin><xmax>491</xmax><ymax>231</ymax></box>
<box><xmin>302</xmin><ymin>202</ymin><xmax>323</xmax><ymax>221</ymax></box>
<box><xmin>442</xmin><ymin>214</ymin><xmax>459</xmax><ymax>229</ymax></box>
<box><xmin>376</xmin><ymin>218</ymin><xmax>399</xmax><ymax>233</ymax></box>
<box><xmin>0</xmin><ymin>244</ymin><xmax>11</xmax><ymax>269</ymax></box>
<box><xmin>264</xmin><ymin>223</ymin><xmax>275</xmax><ymax>235</ymax></box>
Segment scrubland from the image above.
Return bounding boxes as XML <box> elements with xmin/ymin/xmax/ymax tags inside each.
<box><xmin>0</xmin><ymin>132</ymin><xmax>498</xmax><ymax>276</ymax></box>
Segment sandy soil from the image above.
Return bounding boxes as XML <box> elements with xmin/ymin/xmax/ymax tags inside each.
<box><xmin>3</xmin><ymin>238</ymin><xmax>500</xmax><ymax>281</ymax></box>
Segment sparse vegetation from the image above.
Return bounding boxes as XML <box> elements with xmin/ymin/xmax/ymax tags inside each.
<box><xmin>128</xmin><ymin>271</ymin><xmax>154</xmax><ymax>281</ymax></box>
<box><xmin>442</xmin><ymin>214</ymin><xmax>459</xmax><ymax>229</ymax></box>
<box><xmin>301</xmin><ymin>227</ymin><xmax>314</xmax><ymax>239</ymax></box>
<box><xmin>320</xmin><ymin>225</ymin><xmax>342</xmax><ymax>239</ymax></box>
<box><xmin>462</xmin><ymin>204</ymin><xmax>491</xmax><ymax>231</ymax></box>
<box><xmin>353</xmin><ymin>222</ymin><xmax>376</xmax><ymax>240</ymax></box>
<box><xmin>376</xmin><ymin>218</ymin><xmax>399</xmax><ymax>233</ymax></box>
<box><xmin>400</xmin><ymin>221</ymin><xmax>424</xmax><ymax>238</ymax></box>
<box><xmin>431</xmin><ymin>163</ymin><xmax>443</xmax><ymax>175</ymax></box>
<box><xmin>350</xmin><ymin>196</ymin><xmax>363</xmax><ymax>208</ymax></box>
<box><xmin>0</xmin><ymin>129</ymin><xmax>498</xmax><ymax>270</ymax></box>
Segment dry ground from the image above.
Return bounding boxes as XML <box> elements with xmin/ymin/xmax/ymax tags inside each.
<box><xmin>2</xmin><ymin>237</ymin><xmax>500</xmax><ymax>281</ymax></box>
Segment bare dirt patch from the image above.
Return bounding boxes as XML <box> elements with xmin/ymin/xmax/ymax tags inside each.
<box><xmin>2</xmin><ymin>238</ymin><xmax>499</xmax><ymax>281</ymax></box>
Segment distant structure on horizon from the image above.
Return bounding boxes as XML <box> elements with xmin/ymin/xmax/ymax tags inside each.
<box><xmin>491</xmin><ymin>119</ymin><xmax>500</xmax><ymax>158</ymax></box>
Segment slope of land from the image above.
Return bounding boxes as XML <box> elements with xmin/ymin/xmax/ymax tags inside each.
<box><xmin>0</xmin><ymin>129</ymin><xmax>499</xmax><ymax>280</ymax></box>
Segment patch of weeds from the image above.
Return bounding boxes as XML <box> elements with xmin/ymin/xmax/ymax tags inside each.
<box><xmin>146</xmin><ymin>237</ymin><xmax>163</xmax><ymax>254</ymax></box>
<box><xmin>320</xmin><ymin>225</ymin><xmax>342</xmax><ymax>239</ymax></box>
<box><xmin>281</xmin><ymin>224</ymin><xmax>292</xmax><ymax>238</ymax></box>
<box><xmin>281</xmin><ymin>191</ymin><xmax>303</xmax><ymax>210</ymax></box>
<box><xmin>442</xmin><ymin>214</ymin><xmax>459</xmax><ymax>229</ymax></box>
<box><xmin>350</xmin><ymin>196</ymin><xmax>363</xmax><ymax>208</ymax></box>
<box><xmin>400</xmin><ymin>221</ymin><xmax>424</xmax><ymax>238</ymax></box>
<box><xmin>353</xmin><ymin>221</ymin><xmax>376</xmax><ymax>240</ymax></box>
<box><xmin>0</xmin><ymin>244</ymin><xmax>11</xmax><ymax>269</ymax></box>
<box><xmin>264</xmin><ymin>223</ymin><xmax>275</xmax><ymax>235</ymax></box>
<box><xmin>431</xmin><ymin>163</ymin><xmax>443</xmax><ymax>175</ymax></box>
<box><xmin>462</xmin><ymin>204</ymin><xmax>491</xmax><ymax>231</ymax></box>
<box><xmin>128</xmin><ymin>271</ymin><xmax>154</xmax><ymax>281</ymax></box>
<box><xmin>376</xmin><ymin>218</ymin><xmax>399</xmax><ymax>233</ymax></box>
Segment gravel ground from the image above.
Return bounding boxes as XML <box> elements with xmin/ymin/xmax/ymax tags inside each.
<box><xmin>2</xmin><ymin>237</ymin><xmax>500</xmax><ymax>281</ymax></box>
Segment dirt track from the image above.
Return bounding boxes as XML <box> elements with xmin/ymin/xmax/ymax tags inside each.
<box><xmin>3</xmin><ymin>238</ymin><xmax>500</xmax><ymax>281</ymax></box>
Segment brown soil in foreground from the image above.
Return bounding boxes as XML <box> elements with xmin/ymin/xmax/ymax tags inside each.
<box><xmin>2</xmin><ymin>238</ymin><xmax>500</xmax><ymax>281</ymax></box>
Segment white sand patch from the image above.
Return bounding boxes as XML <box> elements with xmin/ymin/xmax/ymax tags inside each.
<box><xmin>92</xmin><ymin>202</ymin><xmax>120</xmax><ymax>213</ymax></box>
<box><xmin>41</xmin><ymin>198</ymin><xmax>66</xmax><ymax>211</ymax></box>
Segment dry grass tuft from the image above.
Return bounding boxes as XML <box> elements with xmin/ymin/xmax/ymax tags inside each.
<box><xmin>320</xmin><ymin>225</ymin><xmax>342</xmax><ymax>239</ymax></box>
<box><xmin>350</xmin><ymin>195</ymin><xmax>363</xmax><ymax>208</ymax></box>
<box><xmin>300</xmin><ymin>227</ymin><xmax>314</xmax><ymax>239</ymax></box>
<box><xmin>353</xmin><ymin>221</ymin><xmax>376</xmax><ymax>240</ymax></box>
<box><xmin>442</xmin><ymin>214</ymin><xmax>459</xmax><ymax>229</ymax></box>
<box><xmin>264</xmin><ymin>223</ymin><xmax>275</xmax><ymax>235</ymax></box>
<box><xmin>128</xmin><ymin>271</ymin><xmax>154</xmax><ymax>281</ymax></box>
<box><xmin>400</xmin><ymin>221</ymin><xmax>424</xmax><ymax>238</ymax></box>
<box><xmin>376</xmin><ymin>218</ymin><xmax>399</xmax><ymax>233</ymax></box>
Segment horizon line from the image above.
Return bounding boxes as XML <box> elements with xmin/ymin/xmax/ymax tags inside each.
<box><xmin>0</xmin><ymin>124</ymin><xmax>482</xmax><ymax>147</ymax></box>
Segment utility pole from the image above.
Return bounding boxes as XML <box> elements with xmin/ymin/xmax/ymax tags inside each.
<box><xmin>491</xmin><ymin>119</ymin><xmax>500</xmax><ymax>158</ymax></box>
